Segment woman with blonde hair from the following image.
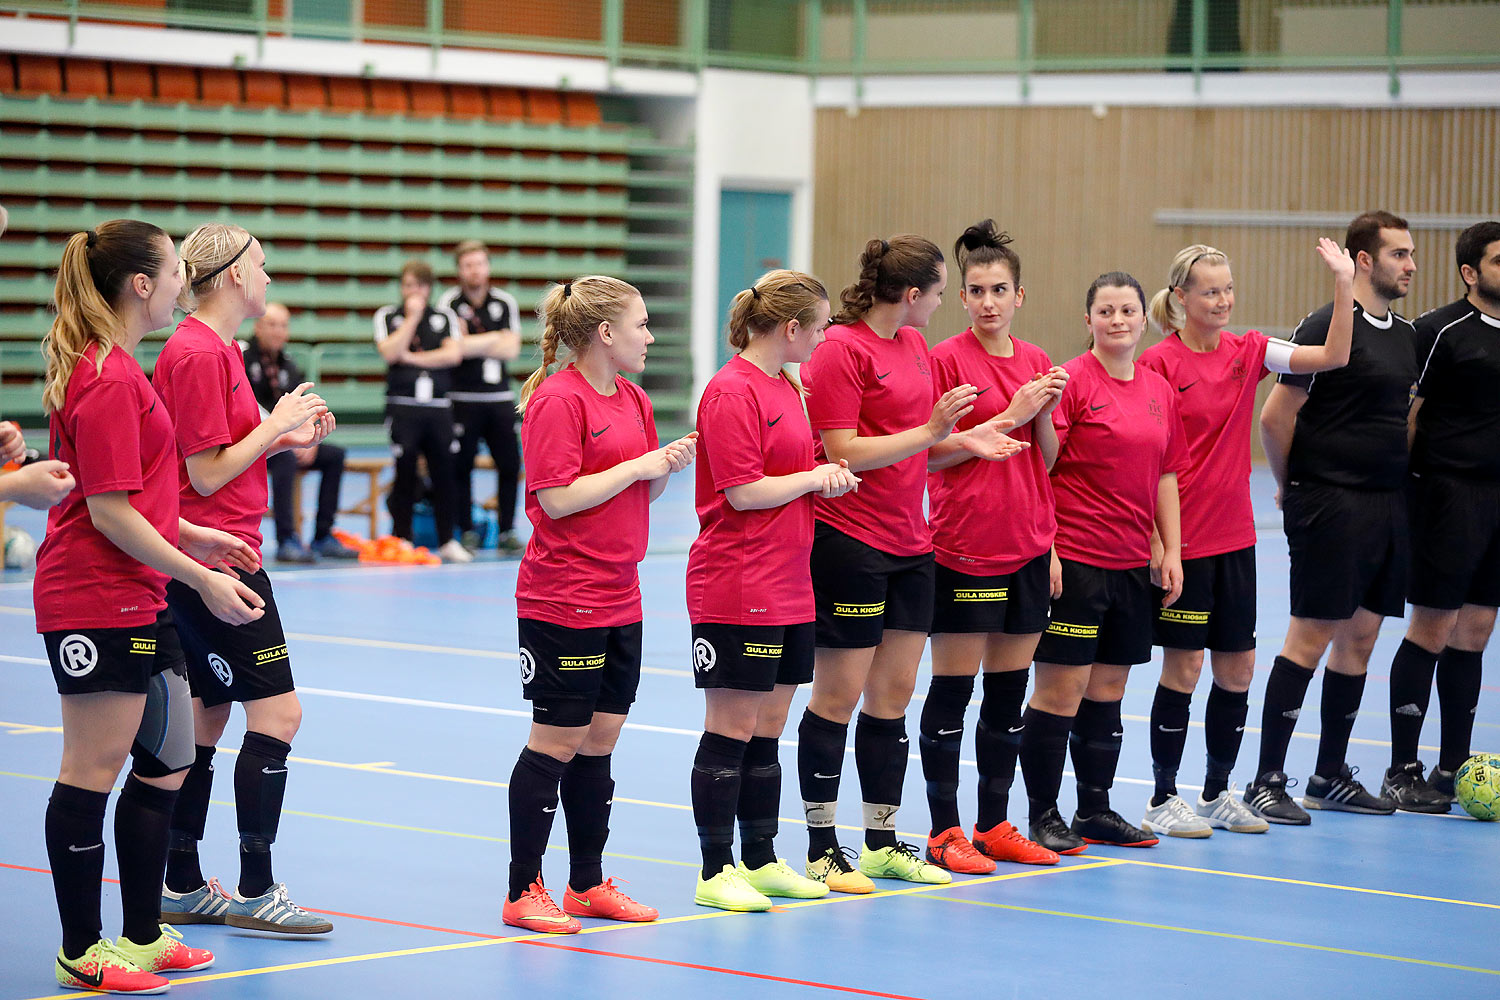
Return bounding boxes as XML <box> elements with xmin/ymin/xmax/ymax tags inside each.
<box><xmin>686</xmin><ymin>270</ymin><xmax>859</xmax><ymax>911</ymax></box>
<box><xmin>504</xmin><ymin>276</ymin><xmax>698</xmax><ymax>933</ymax></box>
<box><xmin>153</xmin><ymin>222</ymin><xmax>335</xmax><ymax>934</ymax></box>
<box><xmin>35</xmin><ymin>220</ymin><xmax>263</xmax><ymax>993</ymax></box>
<box><xmin>1136</xmin><ymin>239</ymin><xmax>1352</xmax><ymax>837</ymax></box>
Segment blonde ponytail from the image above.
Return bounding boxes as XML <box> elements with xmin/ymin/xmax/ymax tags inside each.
<box><xmin>1151</xmin><ymin>244</ymin><xmax>1229</xmax><ymax>336</ymax></box>
<box><xmin>518</xmin><ymin>275</ymin><xmax>640</xmax><ymax>412</ymax></box>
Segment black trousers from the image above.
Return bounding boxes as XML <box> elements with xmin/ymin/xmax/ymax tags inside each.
<box><xmin>453</xmin><ymin>398</ymin><xmax>520</xmax><ymax>533</ymax></box>
<box><xmin>267</xmin><ymin>443</ymin><xmax>346</xmax><ymax>544</ymax></box>
<box><xmin>387</xmin><ymin>404</ymin><xmax>456</xmax><ymax>545</ymax></box>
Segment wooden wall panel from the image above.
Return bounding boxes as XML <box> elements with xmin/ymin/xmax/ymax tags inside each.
<box><xmin>813</xmin><ymin>104</ymin><xmax>1500</xmax><ymax>458</ymax></box>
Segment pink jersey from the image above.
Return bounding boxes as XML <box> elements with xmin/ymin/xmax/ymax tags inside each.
<box><xmin>154</xmin><ymin>316</ymin><xmax>269</xmax><ymax>554</ymax></box>
<box><xmin>928</xmin><ymin>329</ymin><xmax>1056</xmax><ymax>575</ymax></box>
<box><xmin>515</xmin><ymin>366</ymin><xmax>657</xmax><ymax>628</ymax></box>
<box><xmin>1138</xmin><ymin>330</ymin><xmax>1271</xmax><ymax>558</ymax></box>
<box><xmin>1050</xmin><ymin>351</ymin><xmax>1188</xmax><ymax>570</ymax></box>
<box><xmin>687</xmin><ymin>355</ymin><xmax>816</xmax><ymax>625</ymax></box>
<box><xmin>804</xmin><ymin>320</ymin><xmax>936</xmax><ymax>557</ymax></box>
<box><xmin>34</xmin><ymin>345</ymin><xmax>179</xmax><ymax>631</ymax></box>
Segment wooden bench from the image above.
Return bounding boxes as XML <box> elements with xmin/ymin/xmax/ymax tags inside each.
<box><xmin>285</xmin><ymin>454</ymin><xmax>500</xmax><ymax>538</ymax></box>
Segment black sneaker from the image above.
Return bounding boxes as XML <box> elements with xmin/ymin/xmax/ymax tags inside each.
<box><xmin>1303</xmin><ymin>764</ymin><xmax>1396</xmax><ymax>814</ymax></box>
<box><xmin>1071</xmin><ymin>808</ymin><xmax>1159</xmax><ymax>848</ymax></box>
<box><xmin>1380</xmin><ymin>761</ymin><xmax>1452</xmax><ymax>814</ymax></box>
<box><xmin>1430</xmin><ymin>767</ymin><xmax>1457</xmax><ymax>803</ymax></box>
<box><xmin>1244</xmin><ymin>770</ymin><xmax>1311</xmax><ymax>825</ymax></box>
<box><xmin>276</xmin><ymin>538</ymin><xmax>317</xmax><ymax>564</ymax></box>
<box><xmin>1028</xmin><ymin>807</ymin><xmax>1087</xmax><ymax>856</ymax></box>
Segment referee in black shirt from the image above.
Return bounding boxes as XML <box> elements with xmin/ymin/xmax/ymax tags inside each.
<box><xmin>437</xmin><ymin>240</ymin><xmax>524</xmax><ymax>554</ymax></box>
<box><xmin>1251</xmin><ymin>210</ymin><xmax>1419</xmax><ymax>823</ymax></box>
<box><xmin>374</xmin><ymin>260</ymin><xmax>471</xmax><ymax>563</ymax></box>
<box><xmin>1383</xmin><ymin>220</ymin><xmax>1500</xmax><ymax>811</ymax></box>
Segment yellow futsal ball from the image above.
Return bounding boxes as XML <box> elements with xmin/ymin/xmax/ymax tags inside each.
<box><xmin>1454</xmin><ymin>753</ymin><xmax>1500</xmax><ymax>821</ymax></box>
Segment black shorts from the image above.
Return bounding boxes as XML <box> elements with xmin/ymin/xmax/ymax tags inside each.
<box><xmin>1408</xmin><ymin>472</ymin><xmax>1500</xmax><ymax>610</ymax></box>
<box><xmin>166</xmin><ymin>568</ymin><xmax>295</xmax><ymax>708</ymax></box>
<box><xmin>518</xmin><ymin>617</ymin><xmax>643</xmax><ymax>726</ymax></box>
<box><xmin>690</xmin><ymin>621</ymin><xmax>815</xmax><ymax>691</ymax></box>
<box><xmin>44</xmin><ymin>607</ymin><xmax>186</xmax><ymax>696</ymax></box>
<box><xmin>1153</xmin><ymin>546</ymin><xmax>1257</xmax><ymax>653</ymax></box>
<box><xmin>810</xmin><ymin>522</ymin><xmax>935</xmax><ymax>648</ymax></box>
<box><xmin>930</xmin><ymin>553</ymin><xmax>1051</xmax><ymax>636</ymax></box>
<box><xmin>1284</xmin><ymin>482</ymin><xmax>1408</xmax><ymax>620</ymax></box>
<box><xmin>1033</xmin><ymin>560</ymin><xmax>1153</xmax><ymax>667</ymax></box>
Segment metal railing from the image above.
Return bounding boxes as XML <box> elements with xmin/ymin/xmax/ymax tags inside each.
<box><xmin>5</xmin><ymin>0</ymin><xmax>1498</xmax><ymax>95</ymax></box>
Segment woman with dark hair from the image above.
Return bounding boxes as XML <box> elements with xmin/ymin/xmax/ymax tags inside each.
<box><xmin>920</xmin><ymin>221</ymin><xmax>1067</xmax><ymax>872</ymax></box>
<box><xmin>1021</xmin><ymin>272</ymin><xmax>1187</xmax><ymax>854</ymax></box>
<box><xmin>797</xmin><ymin>236</ymin><xmax>1025</xmax><ymax>891</ymax></box>
<box><xmin>687</xmin><ymin>269</ymin><xmax>858</xmax><ymax>911</ymax></box>
<box><xmin>36</xmin><ymin>220</ymin><xmax>263</xmax><ymax>993</ymax></box>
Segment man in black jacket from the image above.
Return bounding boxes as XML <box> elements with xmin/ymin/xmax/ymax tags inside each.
<box><xmin>244</xmin><ymin>303</ymin><xmax>358</xmax><ymax>562</ymax></box>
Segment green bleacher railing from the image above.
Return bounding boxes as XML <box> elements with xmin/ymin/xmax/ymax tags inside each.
<box><xmin>5</xmin><ymin>0</ymin><xmax>1499</xmax><ymax>97</ymax></box>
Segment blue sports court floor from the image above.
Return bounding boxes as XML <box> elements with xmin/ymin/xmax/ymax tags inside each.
<box><xmin>2</xmin><ymin>465</ymin><xmax>1496</xmax><ymax>999</ymax></box>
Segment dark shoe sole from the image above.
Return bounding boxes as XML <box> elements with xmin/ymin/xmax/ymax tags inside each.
<box><xmin>161</xmin><ymin>912</ymin><xmax>226</xmax><ymax>926</ymax></box>
<box><xmin>1080</xmin><ymin>836</ymin><xmax>1159</xmax><ymax>848</ymax></box>
<box><xmin>1302</xmin><ymin>796</ymin><xmax>1396</xmax><ymax>815</ymax></box>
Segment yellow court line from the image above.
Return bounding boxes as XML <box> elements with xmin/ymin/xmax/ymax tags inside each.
<box><xmin>923</xmin><ymin>894</ymin><xmax>1500</xmax><ymax>976</ymax></box>
<box><xmin>18</xmin><ymin>858</ymin><xmax>1119</xmax><ymax>1000</ymax></box>
<box><xmin>1114</xmin><ymin>858</ymin><xmax>1500</xmax><ymax>911</ymax></box>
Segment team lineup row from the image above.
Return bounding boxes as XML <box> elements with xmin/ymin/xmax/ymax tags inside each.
<box><xmin>6</xmin><ymin>209</ymin><xmax>1498</xmax><ymax>990</ymax></box>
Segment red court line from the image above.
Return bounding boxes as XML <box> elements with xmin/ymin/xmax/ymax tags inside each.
<box><xmin>4</xmin><ymin>862</ymin><xmax>501</xmax><ymax>940</ymax></box>
<box><xmin>521</xmin><ymin>939</ymin><xmax>929</xmax><ymax>1000</ymax></box>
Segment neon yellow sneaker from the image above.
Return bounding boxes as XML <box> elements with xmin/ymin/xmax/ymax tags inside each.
<box><xmin>805</xmin><ymin>845</ymin><xmax>875</xmax><ymax>894</ymax></box>
<box><xmin>114</xmin><ymin>924</ymin><xmax>214</xmax><ymax>974</ymax></box>
<box><xmin>694</xmin><ymin>865</ymin><xmax>773</xmax><ymax>911</ymax></box>
<box><xmin>858</xmin><ymin>842</ymin><xmax>952</xmax><ymax>884</ymax></box>
<box><xmin>738</xmin><ymin>859</ymin><xmax>830</xmax><ymax>899</ymax></box>
<box><xmin>55</xmin><ymin>940</ymin><xmax>168</xmax><ymax>995</ymax></box>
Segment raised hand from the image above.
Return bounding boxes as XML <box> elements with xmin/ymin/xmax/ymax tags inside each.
<box><xmin>1316</xmin><ymin>237</ymin><xmax>1355</xmax><ymax>283</ymax></box>
<box><xmin>269</xmin><ymin>382</ymin><xmax>329</xmax><ymax>436</ymax></box>
<box><xmin>283</xmin><ymin>410</ymin><xmax>337</xmax><ymax>451</ymax></box>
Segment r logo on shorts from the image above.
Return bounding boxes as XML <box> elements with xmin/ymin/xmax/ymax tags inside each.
<box><xmin>519</xmin><ymin>647</ymin><xmax>536</xmax><ymax>684</ymax></box>
<box><xmin>208</xmin><ymin>653</ymin><xmax>234</xmax><ymax>687</ymax></box>
<box><xmin>693</xmin><ymin>637</ymin><xmax>717</xmax><ymax>673</ymax></box>
<box><xmin>59</xmin><ymin>634</ymin><xmax>99</xmax><ymax>678</ymax></box>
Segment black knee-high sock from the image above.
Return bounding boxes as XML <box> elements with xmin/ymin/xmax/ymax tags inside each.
<box><xmin>1149</xmin><ymin>685</ymin><xmax>1193</xmax><ymax>806</ymax></box>
<box><xmin>1070</xmin><ymin>698</ymin><xmax>1124</xmax><ymax>817</ymax></box>
<box><xmin>976</xmin><ymin>670</ymin><xmax>1028</xmax><ymax>831</ymax></box>
<box><xmin>1020</xmin><ymin>706</ymin><xmax>1074</xmax><ymax>821</ymax></box>
<box><xmin>235</xmin><ymin>731</ymin><xmax>290</xmax><ymax>898</ymax></box>
<box><xmin>919</xmin><ymin>674</ymin><xmax>974</xmax><ymax>835</ymax></box>
<box><xmin>1202</xmin><ymin>683</ymin><xmax>1249</xmax><ymax>800</ymax></box>
<box><xmin>1315</xmin><ymin>670</ymin><xmax>1367</xmax><ymax>778</ymax></box>
<box><xmin>798</xmin><ymin>709</ymin><xmax>848</xmax><ymax>860</ymax></box>
<box><xmin>46</xmin><ymin>782</ymin><xmax>109</xmax><ymax>960</ymax></box>
<box><xmin>561</xmin><ymin>753</ymin><xmax>613</xmax><ymax>891</ymax></box>
<box><xmin>1436</xmin><ymin>647</ymin><xmax>1485</xmax><ymax>772</ymax></box>
<box><xmin>1389</xmin><ymin>638</ymin><xmax>1441</xmax><ymax>768</ymax></box>
<box><xmin>509</xmin><ymin>747</ymin><xmax>566</xmax><ymax>901</ymax></box>
<box><xmin>691</xmin><ymin>733</ymin><xmax>747</xmax><ymax>879</ymax></box>
<box><xmin>854</xmin><ymin>713</ymin><xmax>908</xmax><ymax>851</ymax></box>
<box><xmin>115</xmin><ymin>774</ymin><xmax>179</xmax><ymax>946</ymax></box>
<box><xmin>165</xmin><ymin>744</ymin><xmax>215</xmax><ymax>894</ymax></box>
<box><xmin>737</xmin><ymin>736</ymin><xmax>781</xmax><ymax>870</ymax></box>
<box><xmin>1256</xmin><ymin>655</ymin><xmax>1316</xmax><ymax>777</ymax></box>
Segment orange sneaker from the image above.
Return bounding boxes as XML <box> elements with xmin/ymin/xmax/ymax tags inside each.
<box><xmin>972</xmin><ymin>821</ymin><xmax>1060</xmax><ymax>866</ymax></box>
<box><xmin>924</xmin><ymin>826</ymin><xmax>997</xmax><ymax>874</ymax></box>
<box><xmin>563</xmin><ymin>878</ymin><xmax>658</xmax><ymax>922</ymax></box>
<box><xmin>115</xmin><ymin>924</ymin><xmax>214</xmax><ymax>973</ymax></box>
<box><xmin>55</xmin><ymin>940</ymin><xmax>169</xmax><ymax>995</ymax></box>
<box><xmin>502</xmin><ymin>879</ymin><xmax>581</xmax><ymax>934</ymax></box>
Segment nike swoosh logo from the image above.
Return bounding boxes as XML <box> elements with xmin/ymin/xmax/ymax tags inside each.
<box><xmin>569</xmin><ymin>895</ymin><xmax>592</xmax><ymax>907</ymax></box>
<box><xmin>1156</xmin><ymin>726</ymin><xmax>1185</xmax><ymax>733</ymax></box>
<box><xmin>812</xmin><ymin>772</ymin><xmax>840</xmax><ymax>779</ymax></box>
<box><xmin>1111</xmin><ymin>731</ymin><xmax>1124</xmax><ymax>737</ymax></box>
<box><xmin>590</xmin><ymin>425</ymin><xmax>610</xmax><ymax>438</ymax></box>
<box><xmin>876</xmin><ymin>371</ymin><xmax>891</xmax><ymax>380</ymax></box>
<box><xmin>68</xmin><ymin>843</ymin><xmax>104</xmax><ymax>853</ymax></box>
<box><xmin>232</xmin><ymin>382</ymin><xmax>241</xmax><ymax>392</ymax></box>
<box><xmin>1007</xmin><ymin>726</ymin><xmax>1025</xmax><ymax>733</ymax></box>
<box><xmin>1090</xmin><ymin>403</ymin><xmax>1110</xmax><ymax>412</ymax></box>
<box><xmin>262</xmin><ymin>767</ymin><xmax>287</xmax><ymax>775</ymax></box>
<box><xmin>542</xmin><ymin>805</ymin><xmax>557</xmax><ymax>813</ymax></box>
<box><xmin>898</xmin><ymin>736</ymin><xmax>909</xmax><ymax>744</ymax></box>
<box><xmin>1235</xmin><ymin>726</ymin><xmax>1245</xmax><ymax>732</ymax></box>
<box><xmin>1177</xmin><ymin>381</ymin><xmax>1198</xmax><ymax>392</ymax></box>
<box><xmin>56</xmin><ymin>957</ymin><xmax>104</xmax><ymax>988</ymax></box>
<box><xmin>605</xmin><ymin>799</ymin><xmax>613</xmax><ymax>805</ymax></box>
<box><xmin>767</xmin><ymin>414</ymin><xmax>783</xmax><ymax>427</ymax></box>
<box><xmin>937</xmin><ymin>728</ymin><xmax>962</xmax><ymax>736</ymax></box>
